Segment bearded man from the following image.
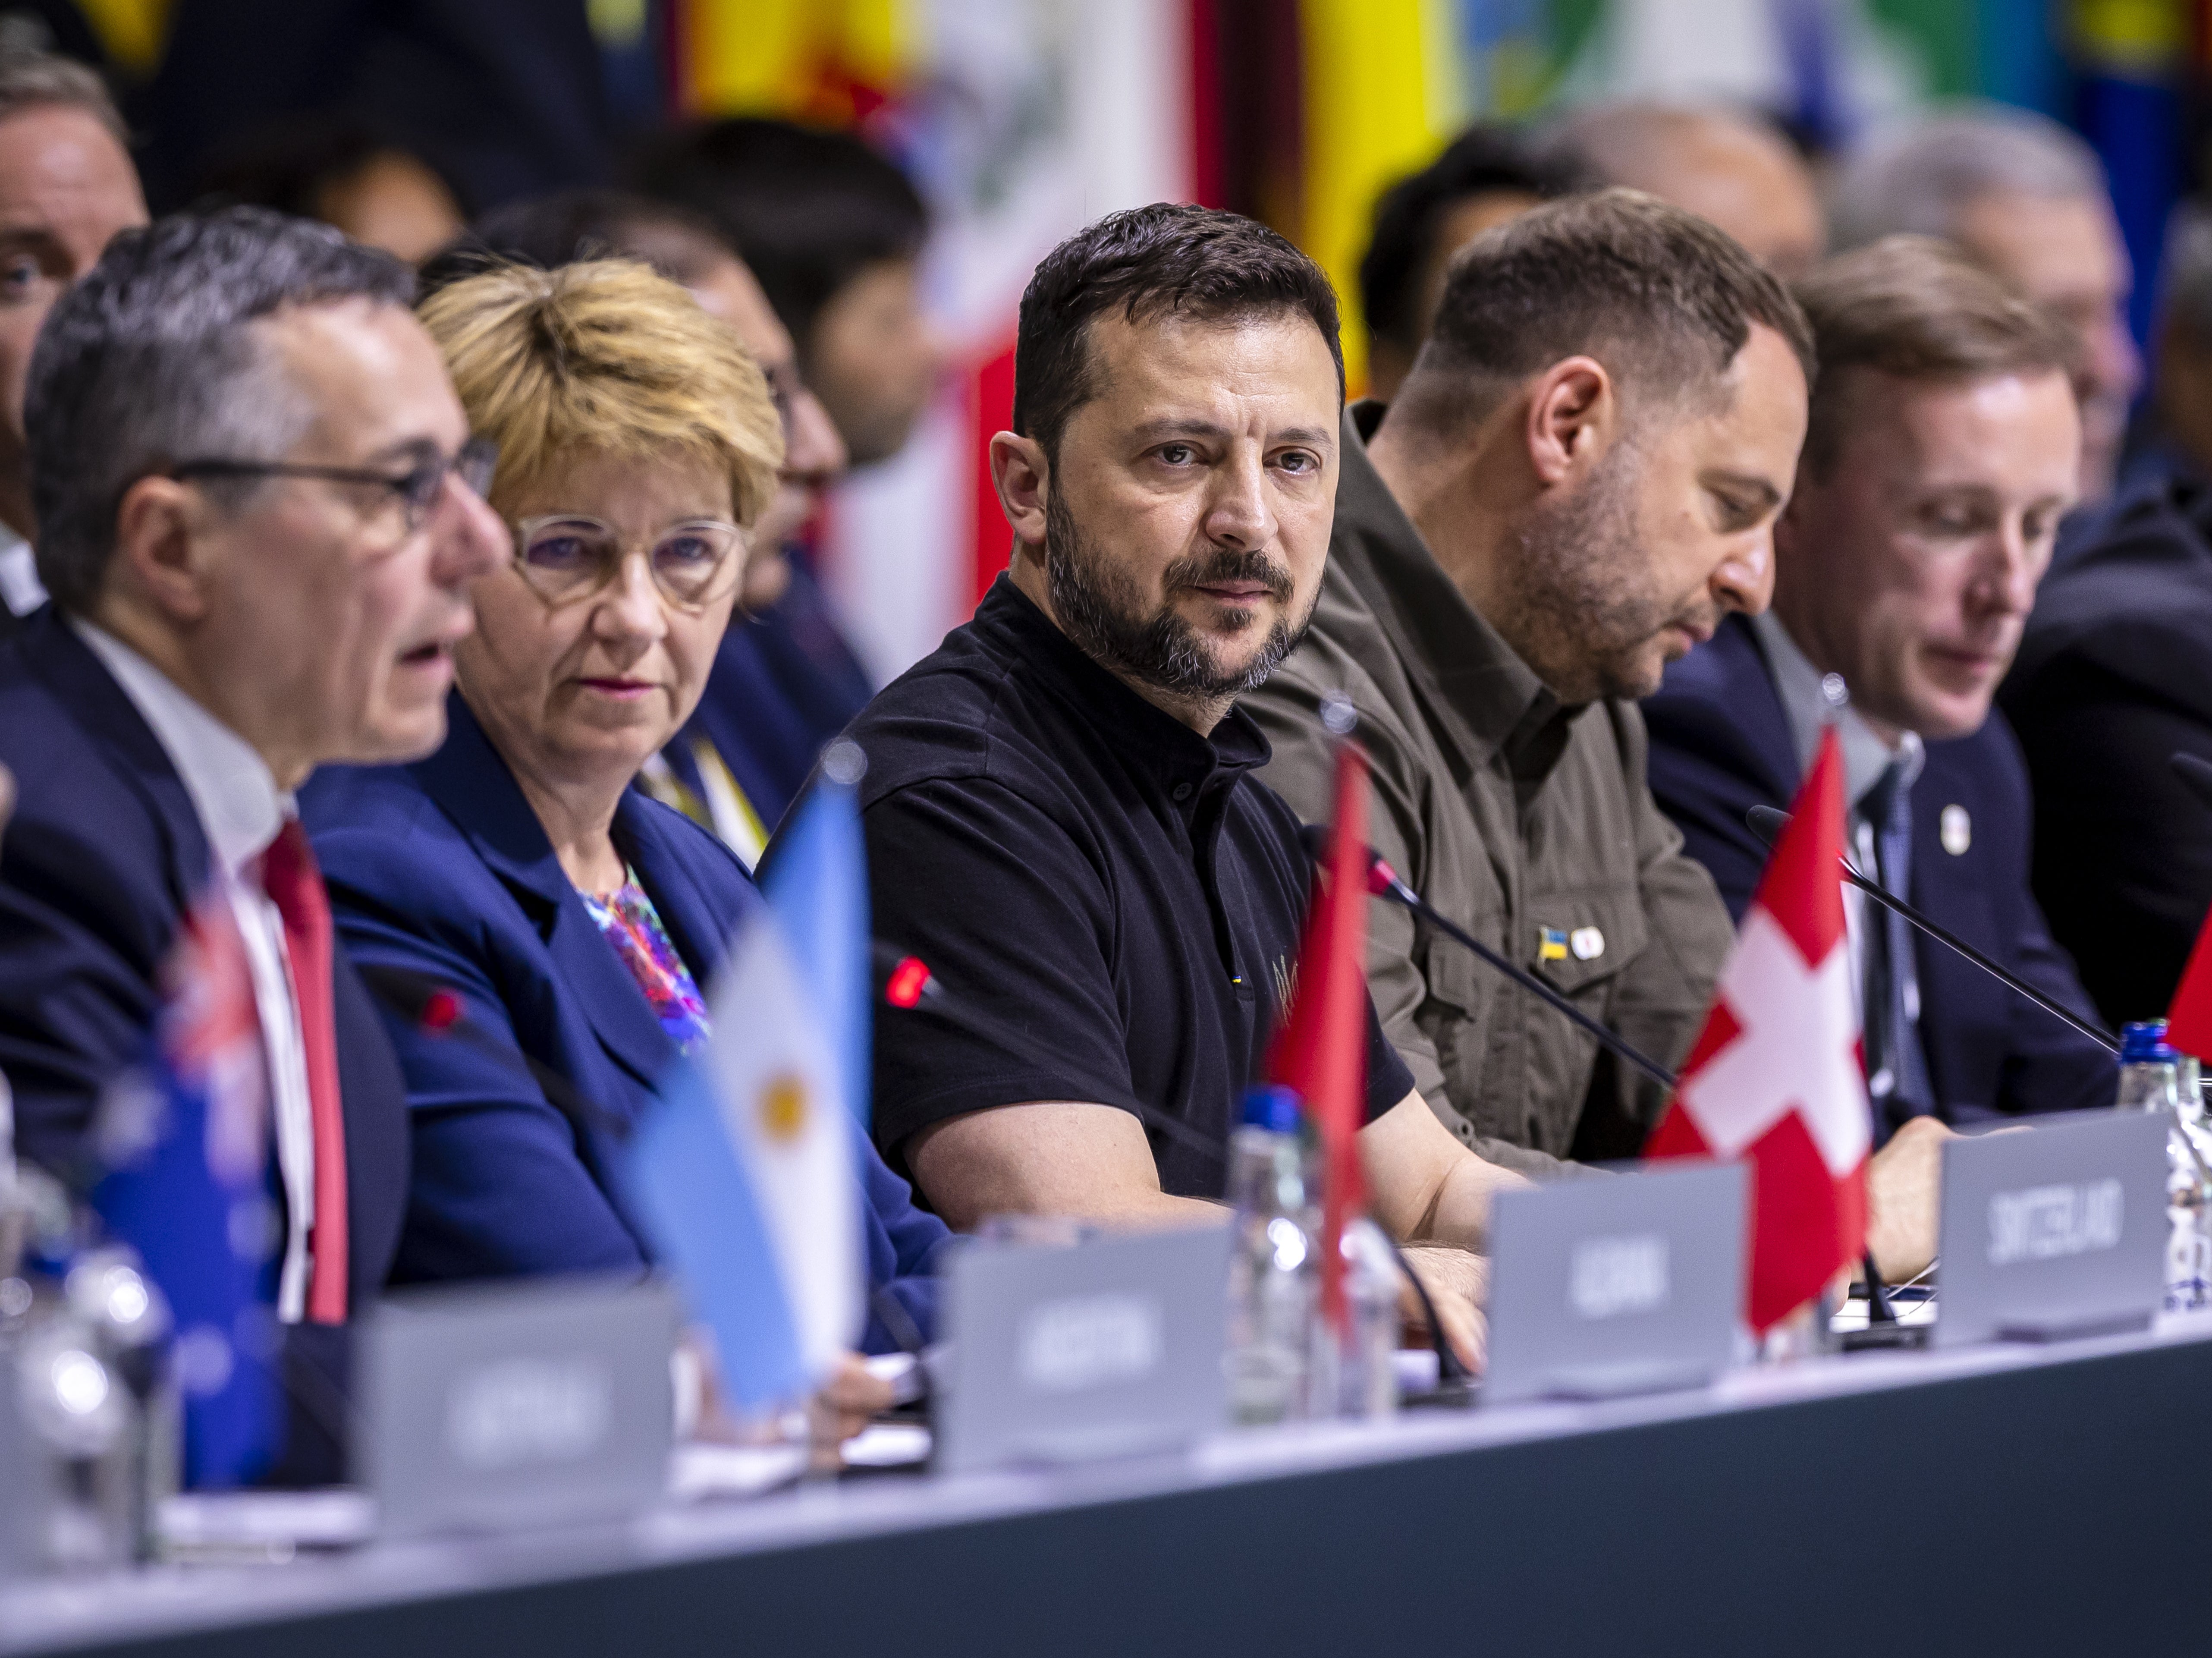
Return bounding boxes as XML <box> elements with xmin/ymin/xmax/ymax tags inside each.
<box><xmin>820</xmin><ymin>204</ymin><xmax>1530</xmax><ymax>1367</ymax></box>
<box><xmin>1245</xmin><ymin>189</ymin><xmax>1810</xmax><ymax>1177</ymax></box>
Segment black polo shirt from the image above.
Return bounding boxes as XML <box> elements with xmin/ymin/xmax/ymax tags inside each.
<box><xmin>851</xmin><ymin>575</ymin><xmax>1415</xmax><ymax>1200</ymax></box>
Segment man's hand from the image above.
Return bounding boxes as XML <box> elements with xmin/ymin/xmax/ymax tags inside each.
<box><xmin>1395</xmin><ymin>1243</ymin><xmax>1489</xmax><ymax>1373</ymax></box>
<box><xmin>1866</xmin><ymin>1115</ymin><xmax>1954</xmax><ymax>1282</ymax></box>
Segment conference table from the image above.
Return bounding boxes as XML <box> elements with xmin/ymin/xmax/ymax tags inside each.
<box><xmin>3</xmin><ymin>1310</ymin><xmax>2203</xmax><ymax>1658</ymax></box>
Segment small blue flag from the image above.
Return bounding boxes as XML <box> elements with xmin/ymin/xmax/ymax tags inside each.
<box><xmin>91</xmin><ymin>901</ymin><xmax>283</xmax><ymax>1489</ymax></box>
<box><xmin>761</xmin><ymin>742</ymin><xmax>872</xmax><ymax>1129</ymax></box>
<box><xmin>614</xmin><ymin>1050</ymin><xmax>810</xmax><ymax>1411</ymax></box>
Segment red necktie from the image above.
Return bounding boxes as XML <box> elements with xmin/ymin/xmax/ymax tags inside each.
<box><xmin>261</xmin><ymin>819</ymin><xmax>349</xmax><ymax>1325</ymax></box>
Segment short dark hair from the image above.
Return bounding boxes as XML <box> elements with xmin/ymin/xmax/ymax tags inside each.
<box><xmin>1794</xmin><ymin>235</ymin><xmax>2078</xmax><ymax>474</ymax></box>
<box><xmin>28</xmin><ymin>207</ymin><xmax>415</xmax><ymax>613</ymax></box>
<box><xmin>419</xmin><ymin>188</ymin><xmax>735</xmax><ymax>299</ymax></box>
<box><xmin>1408</xmin><ymin>187</ymin><xmax>1814</xmax><ymax>429</ymax></box>
<box><xmin>630</xmin><ymin>117</ymin><xmax>926</xmax><ymax>345</ymax></box>
<box><xmin>1013</xmin><ymin>204</ymin><xmax>1345</xmax><ymax>463</ymax></box>
<box><xmin>1358</xmin><ymin>125</ymin><xmax>1581</xmax><ymax>356</ymax></box>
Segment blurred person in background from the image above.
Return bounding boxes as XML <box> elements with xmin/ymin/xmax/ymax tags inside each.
<box><xmin>190</xmin><ymin>116</ymin><xmax>467</xmax><ymax>264</ymax></box>
<box><xmin>1829</xmin><ymin>104</ymin><xmax>2138</xmax><ymax>503</ymax></box>
<box><xmin>2000</xmin><ymin>202</ymin><xmax>2212</xmax><ymax>1025</ymax></box>
<box><xmin>144</xmin><ymin>0</ymin><xmax>616</xmax><ymax>216</ymax></box>
<box><xmin>300</xmin><ymin>260</ymin><xmax>948</xmax><ymax>1430</ymax></box>
<box><xmin>0</xmin><ymin>208</ymin><xmax>511</xmax><ymax>1477</ymax></box>
<box><xmin>438</xmin><ymin>189</ymin><xmax>855</xmax><ymax>861</ymax></box>
<box><xmin>2124</xmin><ymin>201</ymin><xmax>2212</xmax><ymax>498</ymax></box>
<box><xmin>1357</xmin><ymin>125</ymin><xmax>1580</xmax><ymax>404</ymax></box>
<box><xmin>0</xmin><ymin>44</ymin><xmax>145</xmax><ymax>626</ymax></box>
<box><xmin>1646</xmin><ymin>237</ymin><xmax>2112</xmax><ymax>1141</ymax></box>
<box><xmin>632</xmin><ymin>116</ymin><xmax>941</xmax><ymax>469</ymax></box>
<box><xmin>1545</xmin><ymin>101</ymin><xmax>1825</xmax><ymax>279</ymax></box>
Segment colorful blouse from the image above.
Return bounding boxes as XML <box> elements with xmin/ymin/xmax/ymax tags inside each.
<box><xmin>580</xmin><ymin>871</ymin><xmax>713</xmax><ymax>1056</ymax></box>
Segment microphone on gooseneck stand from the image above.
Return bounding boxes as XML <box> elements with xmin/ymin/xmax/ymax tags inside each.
<box><xmin>1294</xmin><ymin>824</ymin><xmax>1680</xmax><ymax>1091</ymax></box>
<box><xmin>1743</xmin><ymin>806</ymin><xmax>2120</xmax><ymax>1054</ymax></box>
<box><xmin>356</xmin><ymin>963</ymin><xmax>630</xmax><ymax>1136</ymax></box>
<box><xmin>871</xmin><ymin>942</ymin><xmax>1472</xmax><ymax>1387</ymax></box>
<box><xmin>1300</xmin><ymin>823</ymin><xmax>1908</xmax><ymax>1336</ymax></box>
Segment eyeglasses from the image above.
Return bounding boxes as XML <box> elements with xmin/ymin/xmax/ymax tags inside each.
<box><xmin>511</xmin><ymin>514</ymin><xmax>746</xmax><ymax>610</ymax></box>
<box><xmin>167</xmin><ymin>437</ymin><xmax>500</xmax><ymax>535</ymax></box>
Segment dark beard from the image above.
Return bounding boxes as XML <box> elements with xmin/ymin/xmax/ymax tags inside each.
<box><xmin>1043</xmin><ymin>488</ymin><xmax>1310</xmax><ymax>703</ymax></box>
<box><xmin>1501</xmin><ymin>442</ymin><xmax>1714</xmax><ymax>703</ymax></box>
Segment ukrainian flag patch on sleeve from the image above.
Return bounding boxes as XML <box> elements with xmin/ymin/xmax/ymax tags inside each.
<box><xmin>1538</xmin><ymin>927</ymin><xmax>1569</xmax><ymax>963</ymax></box>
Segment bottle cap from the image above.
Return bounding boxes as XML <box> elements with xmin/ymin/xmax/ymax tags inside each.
<box><xmin>1241</xmin><ymin>1085</ymin><xmax>1302</xmax><ymax>1135</ymax></box>
<box><xmin>2121</xmin><ymin>1019</ymin><xmax>2179</xmax><ymax>1063</ymax></box>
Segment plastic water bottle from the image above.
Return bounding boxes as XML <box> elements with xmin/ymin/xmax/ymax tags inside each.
<box><xmin>1307</xmin><ymin>1216</ymin><xmax>1401</xmax><ymax>1420</ymax></box>
<box><xmin>2116</xmin><ymin>1020</ymin><xmax>2212</xmax><ymax>1311</ymax></box>
<box><xmin>1224</xmin><ymin>1086</ymin><xmax>1313</xmax><ymax>1425</ymax></box>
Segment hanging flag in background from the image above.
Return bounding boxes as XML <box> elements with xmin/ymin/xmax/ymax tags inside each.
<box><xmin>669</xmin><ymin>0</ymin><xmax>1204</xmax><ymax>683</ymax></box>
<box><xmin>616</xmin><ymin>908</ymin><xmax>863</xmax><ymax>1409</ymax></box>
<box><xmin>91</xmin><ymin>900</ymin><xmax>283</xmax><ymax>1491</ymax></box>
<box><xmin>1646</xmin><ymin>730</ymin><xmax>1870</xmax><ymax>1333</ymax></box>
<box><xmin>1266</xmin><ymin>739</ymin><xmax>1374</xmax><ymax>1331</ymax></box>
<box><xmin>759</xmin><ymin>739</ymin><xmax>872</xmax><ymax>1128</ymax></box>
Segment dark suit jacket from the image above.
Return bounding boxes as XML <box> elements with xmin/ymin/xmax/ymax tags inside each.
<box><xmin>2000</xmin><ymin>475</ymin><xmax>2212</xmax><ymax>1026</ymax></box>
<box><xmin>1645</xmin><ymin>614</ymin><xmax>2114</xmax><ymax>1127</ymax></box>
<box><xmin>301</xmin><ymin>695</ymin><xmax>949</xmax><ymax>1351</ymax></box>
<box><xmin>0</xmin><ymin>610</ymin><xmax>411</xmax><ymax>1480</ymax></box>
<box><xmin>669</xmin><ymin>559</ymin><xmax>877</xmax><ymax>837</ymax></box>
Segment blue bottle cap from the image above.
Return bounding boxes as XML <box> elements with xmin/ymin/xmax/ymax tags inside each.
<box><xmin>1241</xmin><ymin>1085</ymin><xmax>1303</xmax><ymax>1135</ymax></box>
<box><xmin>2120</xmin><ymin>1020</ymin><xmax>2179</xmax><ymax>1064</ymax></box>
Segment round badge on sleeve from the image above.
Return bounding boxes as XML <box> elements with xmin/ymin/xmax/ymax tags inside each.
<box><xmin>1940</xmin><ymin>804</ymin><xmax>1971</xmax><ymax>856</ymax></box>
<box><xmin>1570</xmin><ymin>926</ymin><xmax>1605</xmax><ymax>961</ymax></box>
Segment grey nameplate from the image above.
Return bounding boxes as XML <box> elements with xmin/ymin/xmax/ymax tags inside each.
<box><xmin>362</xmin><ymin>1274</ymin><xmax>678</xmax><ymax>1538</ymax></box>
<box><xmin>1935</xmin><ymin>1111</ymin><xmax>2168</xmax><ymax>1349</ymax></box>
<box><xmin>0</xmin><ymin>1347</ymin><xmax>23</xmax><ymax>1580</ymax></box>
<box><xmin>938</xmin><ymin>1225</ymin><xmax>1229</xmax><ymax>1475</ymax></box>
<box><xmin>1484</xmin><ymin>1161</ymin><xmax>1747</xmax><ymax>1406</ymax></box>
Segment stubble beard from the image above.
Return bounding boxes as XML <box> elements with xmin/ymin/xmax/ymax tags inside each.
<box><xmin>1500</xmin><ymin>443</ymin><xmax>1712</xmax><ymax>705</ymax></box>
<box><xmin>1042</xmin><ymin>488</ymin><xmax>1312</xmax><ymax>705</ymax></box>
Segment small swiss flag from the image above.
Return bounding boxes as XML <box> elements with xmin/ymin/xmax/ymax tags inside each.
<box><xmin>1646</xmin><ymin>728</ymin><xmax>1870</xmax><ymax>1331</ymax></box>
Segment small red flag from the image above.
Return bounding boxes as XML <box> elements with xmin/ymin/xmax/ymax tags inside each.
<box><xmin>2166</xmin><ymin>907</ymin><xmax>2212</xmax><ymax>1060</ymax></box>
<box><xmin>1266</xmin><ymin>742</ymin><xmax>1372</xmax><ymax>1331</ymax></box>
<box><xmin>1646</xmin><ymin>729</ymin><xmax>1870</xmax><ymax>1331</ymax></box>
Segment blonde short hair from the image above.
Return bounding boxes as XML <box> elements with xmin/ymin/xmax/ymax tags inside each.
<box><xmin>417</xmin><ymin>258</ymin><xmax>783</xmax><ymax>527</ymax></box>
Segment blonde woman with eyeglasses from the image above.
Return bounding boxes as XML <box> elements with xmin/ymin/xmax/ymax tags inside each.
<box><xmin>301</xmin><ymin>260</ymin><xmax>947</xmax><ymax>1447</ymax></box>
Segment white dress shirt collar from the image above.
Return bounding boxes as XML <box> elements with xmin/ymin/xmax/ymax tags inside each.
<box><xmin>0</xmin><ymin>525</ymin><xmax>42</xmax><ymax>617</ymax></box>
<box><xmin>1752</xmin><ymin>609</ymin><xmax>1925</xmax><ymax>814</ymax></box>
<box><xmin>70</xmin><ymin>618</ymin><xmax>291</xmax><ymax>874</ymax></box>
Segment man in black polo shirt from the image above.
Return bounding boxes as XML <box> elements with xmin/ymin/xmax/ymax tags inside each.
<box><xmin>840</xmin><ymin>204</ymin><xmax>1525</xmax><ymax>1361</ymax></box>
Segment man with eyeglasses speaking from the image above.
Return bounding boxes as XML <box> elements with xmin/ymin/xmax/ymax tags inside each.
<box><xmin>0</xmin><ymin>208</ymin><xmax>508</xmax><ymax>1473</ymax></box>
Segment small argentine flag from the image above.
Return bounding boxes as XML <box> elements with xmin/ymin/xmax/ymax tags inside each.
<box><xmin>617</xmin><ymin>910</ymin><xmax>864</xmax><ymax>1411</ymax></box>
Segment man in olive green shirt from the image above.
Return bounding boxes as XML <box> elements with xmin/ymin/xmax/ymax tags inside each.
<box><xmin>1246</xmin><ymin>190</ymin><xmax>1809</xmax><ymax>1174</ymax></box>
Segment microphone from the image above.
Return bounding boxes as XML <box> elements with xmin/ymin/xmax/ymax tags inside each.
<box><xmin>356</xmin><ymin>963</ymin><xmax>628</xmax><ymax>1135</ymax></box>
<box><xmin>2171</xmin><ymin>751</ymin><xmax>2212</xmax><ymax>812</ymax></box>
<box><xmin>1743</xmin><ymin>806</ymin><xmax>2118</xmax><ymax>1054</ymax></box>
<box><xmin>873</xmin><ymin>943</ymin><xmax>1468</xmax><ymax>1385</ymax></box>
<box><xmin>1295</xmin><ymin>824</ymin><xmax>1678</xmax><ymax>1091</ymax></box>
<box><xmin>870</xmin><ymin>941</ymin><xmax>942</xmax><ymax>1009</ymax></box>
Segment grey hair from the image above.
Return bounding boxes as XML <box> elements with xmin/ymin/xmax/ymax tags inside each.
<box><xmin>0</xmin><ymin>41</ymin><xmax>125</xmax><ymax>143</ymax></box>
<box><xmin>1829</xmin><ymin>102</ymin><xmax>2108</xmax><ymax>252</ymax></box>
<box><xmin>27</xmin><ymin>207</ymin><xmax>415</xmax><ymax>614</ymax></box>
